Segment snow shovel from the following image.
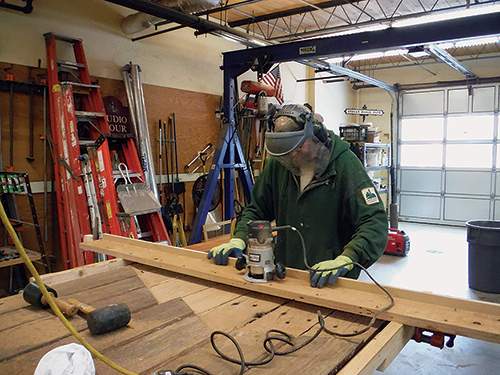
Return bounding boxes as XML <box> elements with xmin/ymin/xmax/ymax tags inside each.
<box><xmin>116</xmin><ymin>163</ymin><xmax>161</xmax><ymax>216</ymax></box>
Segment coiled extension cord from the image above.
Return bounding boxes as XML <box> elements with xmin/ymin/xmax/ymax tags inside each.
<box><xmin>162</xmin><ymin>225</ymin><xmax>394</xmax><ymax>375</ymax></box>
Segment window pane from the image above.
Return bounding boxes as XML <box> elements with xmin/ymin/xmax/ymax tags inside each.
<box><xmin>400</xmin><ymin>144</ymin><xmax>442</xmax><ymax>167</ymax></box>
<box><xmin>446</xmin><ymin>144</ymin><xmax>492</xmax><ymax>168</ymax></box>
<box><xmin>497</xmin><ymin>145</ymin><xmax>500</xmax><ymax>168</ymax></box>
<box><xmin>447</xmin><ymin>115</ymin><xmax>494</xmax><ymax>140</ymax></box>
<box><xmin>401</xmin><ymin>117</ymin><xmax>444</xmax><ymax>141</ymax></box>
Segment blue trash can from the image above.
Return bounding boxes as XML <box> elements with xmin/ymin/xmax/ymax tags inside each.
<box><xmin>466</xmin><ymin>220</ymin><xmax>500</xmax><ymax>293</ymax></box>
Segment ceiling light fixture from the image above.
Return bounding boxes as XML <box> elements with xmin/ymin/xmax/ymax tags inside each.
<box><xmin>326</xmin><ymin>57</ymin><xmax>344</xmax><ymax>64</ymax></box>
<box><xmin>454</xmin><ymin>36</ymin><xmax>499</xmax><ymax>48</ymax></box>
<box><xmin>314</xmin><ymin>24</ymin><xmax>389</xmax><ymax>39</ymax></box>
<box><xmin>392</xmin><ymin>3</ymin><xmax>500</xmax><ymax>27</ymax></box>
<box><xmin>384</xmin><ymin>49</ymin><xmax>409</xmax><ymax>57</ymax></box>
<box><xmin>350</xmin><ymin>52</ymin><xmax>384</xmax><ymax>61</ymax></box>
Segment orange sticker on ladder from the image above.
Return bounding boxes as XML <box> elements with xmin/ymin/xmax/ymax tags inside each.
<box><xmin>106</xmin><ymin>201</ymin><xmax>113</xmax><ymax>219</ymax></box>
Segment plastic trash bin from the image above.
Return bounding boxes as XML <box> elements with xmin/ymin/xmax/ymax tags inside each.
<box><xmin>466</xmin><ymin>220</ymin><xmax>500</xmax><ymax>293</ymax></box>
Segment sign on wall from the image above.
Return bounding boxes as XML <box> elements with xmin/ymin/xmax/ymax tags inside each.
<box><xmin>344</xmin><ymin>107</ymin><xmax>384</xmax><ymax>116</ymax></box>
<box><xmin>104</xmin><ymin>96</ymin><xmax>133</xmax><ymax>138</ymax></box>
<box><xmin>345</xmin><ymin>104</ymin><xmax>384</xmax><ymax>122</ymax></box>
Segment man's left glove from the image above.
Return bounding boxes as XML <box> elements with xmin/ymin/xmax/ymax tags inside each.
<box><xmin>207</xmin><ymin>238</ymin><xmax>246</xmax><ymax>266</ymax></box>
<box><xmin>310</xmin><ymin>255</ymin><xmax>354</xmax><ymax>288</ymax></box>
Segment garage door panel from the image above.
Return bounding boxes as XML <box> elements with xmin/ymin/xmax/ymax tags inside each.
<box><xmin>472</xmin><ymin>87</ymin><xmax>495</xmax><ymax>112</ymax></box>
<box><xmin>495</xmin><ymin>201</ymin><xmax>500</xmax><ymax>220</ymax></box>
<box><xmin>402</xmin><ymin>91</ymin><xmax>444</xmax><ymax>115</ymax></box>
<box><xmin>448</xmin><ymin>89</ymin><xmax>469</xmax><ymax>113</ymax></box>
<box><xmin>401</xmin><ymin>169</ymin><xmax>441</xmax><ymax>193</ymax></box>
<box><xmin>445</xmin><ymin>171</ymin><xmax>491</xmax><ymax>195</ymax></box>
<box><xmin>400</xmin><ymin>195</ymin><xmax>441</xmax><ymax>219</ymax></box>
<box><xmin>497</xmin><ymin>173</ymin><xmax>500</xmax><ymax>195</ymax></box>
<box><xmin>444</xmin><ymin>197</ymin><xmax>490</xmax><ymax>221</ymax></box>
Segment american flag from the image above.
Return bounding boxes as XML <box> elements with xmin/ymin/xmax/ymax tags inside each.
<box><xmin>261</xmin><ymin>65</ymin><xmax>283</xmax><ymax>104</ymax></box>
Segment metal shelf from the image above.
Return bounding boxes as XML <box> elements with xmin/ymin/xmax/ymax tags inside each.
<box><xmin>362</xmin><ymin>143</ymin><xmax>391</xmax><ymax>148</ymax></box>
<box><xmin>365</xmin><ymin>165</ymin><xmax>390</xmax><ymax>171</ymax></box>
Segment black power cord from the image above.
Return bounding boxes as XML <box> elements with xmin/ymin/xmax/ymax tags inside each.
<box><xmin>157</xmin><ymin>226</ymin><xmax>394</xmax><ymax>375</ymax></box>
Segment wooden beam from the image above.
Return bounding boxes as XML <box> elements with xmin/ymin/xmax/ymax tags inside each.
<box><xmin>337</xmin><ymin>322</ymin><xmax>414</xmax><ymax>375</ymax></box>
<box><xmin>81</xmin><ymin>234</ymin><xmax>500</xmax><ymax>344</ymax></box>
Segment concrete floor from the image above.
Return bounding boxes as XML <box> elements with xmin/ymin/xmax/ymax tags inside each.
<box><xmin>358</xmin><ymin>222</ymin><xmax>500</xmax><ymax>375</ymax></box>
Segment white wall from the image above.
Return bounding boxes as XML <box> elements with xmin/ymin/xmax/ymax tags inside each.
<box><xmin>315</xmin><ymin>79</ymin><xmax>356</xmax><ymax>133</ymax></box>
<box><xmin>0</xmin><ymin>0</ymin><xmax>303</xmax><ymax>98</ymax></box>
<box><xmin>281</xmin><ymin>62</ymin><xmax>308</xmax><ymax>105</ymax></box>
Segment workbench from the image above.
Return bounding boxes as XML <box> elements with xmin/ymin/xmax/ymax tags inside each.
<box><xmin>0</xmin><ymin>237</ymin><xmax>413</xmax><ymax>374</ymax></box>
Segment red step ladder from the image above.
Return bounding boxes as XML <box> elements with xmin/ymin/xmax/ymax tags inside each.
<box><xmin>45</xmin><ymin>33</ymin><xmax>170</xmax><ymax>269</ymax></box>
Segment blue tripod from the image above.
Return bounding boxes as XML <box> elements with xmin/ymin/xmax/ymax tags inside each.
<box><xmin>189</xmin><ymin>67</ymin><xmax>254</xmax><ymax>244</ymax></box>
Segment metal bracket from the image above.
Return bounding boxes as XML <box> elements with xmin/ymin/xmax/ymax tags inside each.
<box><xmin>425</xmin><ymin>44</ymin><xmax>477</xmax><ymax>79</ymax></box>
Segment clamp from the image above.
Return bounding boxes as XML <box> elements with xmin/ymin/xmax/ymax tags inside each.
<box><xmin>413</xmin><ymin>328</ymin><xmax>456</xmax><ymax>349</ymax></box>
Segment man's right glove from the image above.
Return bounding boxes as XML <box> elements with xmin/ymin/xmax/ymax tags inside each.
<box><xmin>309</xmin><ymin>255</ymin><xmax>354</xmax><ymax>288</ymax></box>
<box><xmin>207</xmin><ymin>238</ymin><xmax>246</xmax><ymax>266</ymax></box>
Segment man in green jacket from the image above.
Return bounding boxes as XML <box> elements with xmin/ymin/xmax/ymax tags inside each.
<box><xmin>208</xmin><ymin>104</ymin><xmax>388</xmax><ymax>288</ymax></box>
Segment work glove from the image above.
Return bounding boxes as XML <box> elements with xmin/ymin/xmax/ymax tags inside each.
<box><xmin>207</xmin><ymin>238</ymin><xmax>246</xmax><ymax>266</ymax></box>
<box><xmin>310</xmin><ymin>255</ymin><xmax>354</xmax><ymax>288</ymax></box>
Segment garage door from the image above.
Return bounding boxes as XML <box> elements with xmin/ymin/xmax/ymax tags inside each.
<box><xmin>398</xmin><ymin>84</ymin><xmax>499</xmax><ymax>224</ymax></box>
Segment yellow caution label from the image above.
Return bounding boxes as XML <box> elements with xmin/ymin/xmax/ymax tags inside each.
<box><xmin>106</xmin><ymin>201</ymin><xmax>113</xmax><ymax>219</ymax></box>
<box><xmin>52</xmin><ymin>84</ymin><xmax>61</xmax><ymax>93</ymax></box>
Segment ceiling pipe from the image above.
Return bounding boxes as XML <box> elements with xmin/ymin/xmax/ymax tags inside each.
<box><xmin>121</xmin><ymin>0</ymin><xmax>220</xmax><ymax>35</ymax></box>
<box><xmin>108</xmin><ymin>0</ymin><xmax>269</xmax><ymax>47</ymax></box>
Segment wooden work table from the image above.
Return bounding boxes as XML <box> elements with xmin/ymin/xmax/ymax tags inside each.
<box><xmin>0</xmin><ymin>237</ymin><xmax>412</xmax><ymax>375</ymax></box>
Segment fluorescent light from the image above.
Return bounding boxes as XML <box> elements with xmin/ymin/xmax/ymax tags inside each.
<box><xmin>326</xmin><ymin>57</ymin><xmax>344</xmax><ymax>64</ymax></box>
<box><xmin>436</xmin><ymin>36</ymin><xmax>500</xmax><ymax>50</ymax></box>
<box><xmin>316</xmin><ymin>24</ymin><xmax>389</xmax><ymax>39</ymax></box>
<box><xmin>393</xmin><ymin>4</ymin><xmax>500</xmax><ymax>27</ymax></box>
<box><xmin>384</xmin><ymin>49</ymin><xmax>409</xmax><ymax>57</ymax></box>
<box><xmin>408</xmin><ymin>51</ymin><xmax>429</xmax><ymax>58</ymax></box>
<box><xmin>350</xmin><ymin>52</ymin><xmax>384</xmax><ymax>61</ymax></box>
<box><xmin>454</xmin><ymin>36</ymin><xmax>499</xmax><ymax>48</ymax></box>
<box><xmin>437</xmin><ymin>42</ymin><xmax>455</xmax><ymax>50</ymax></box>
<box><xmin>326</xmin><ymin>48</ymin><xmax>409</xmax><ymax>63</ymax></box>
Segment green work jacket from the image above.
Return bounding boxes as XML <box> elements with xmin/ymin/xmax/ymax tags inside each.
<box><xmin>233</xmin><ymin>132</ymin><xmax>388</xmax><ymax>279</ymax></box>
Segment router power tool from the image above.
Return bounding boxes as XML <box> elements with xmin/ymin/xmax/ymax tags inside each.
<box><xmin>235</xmin><ymin>221</ymin><xmax>286</xmax><ymax>283</ymax></box>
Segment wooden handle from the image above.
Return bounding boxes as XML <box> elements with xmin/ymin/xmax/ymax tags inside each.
<box><xmin>41</xmin><ymin>293</ymin><xmax>79</xmax><ymax>317</ymax></box>
<box><xmin>66</xmin><ymin>298</ymin><xmax>96</xmax><ymax>315</ymax></box>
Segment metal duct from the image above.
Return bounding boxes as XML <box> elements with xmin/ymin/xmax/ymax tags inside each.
<box><xmin>122</xmin><ymin>63</ymin><xmax>159</xmax><ymax>199</ymax></box>
<box><xmin>121</xmin><ymin>0</ymin><xmax>220</xmax><ymax>34</ymax></box>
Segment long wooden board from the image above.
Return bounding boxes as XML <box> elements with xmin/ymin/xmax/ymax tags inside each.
<box><xmin>81</xmin><ymin>234</ymin><xmax>500</xmax><ymax>344</ymax></box>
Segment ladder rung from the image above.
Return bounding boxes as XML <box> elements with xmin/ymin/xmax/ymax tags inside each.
<box><xmin>44</xmin><ymin>32</ymin><xmax>81</xmax><ymax>44</ymax></box>
<box><xmin>75</xmin><ymin>111</ymin><xmax>106</xmax><ymax>118</ymax></box>
<box><xmin>57</xmin><ymin>60</ymin><xmax>85</xmax><ymax>69</ymax></box>
<box><xmin>61</xmin><ymin>81</ymin><xmax>100</xmax><ymax>89</ymax></box>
